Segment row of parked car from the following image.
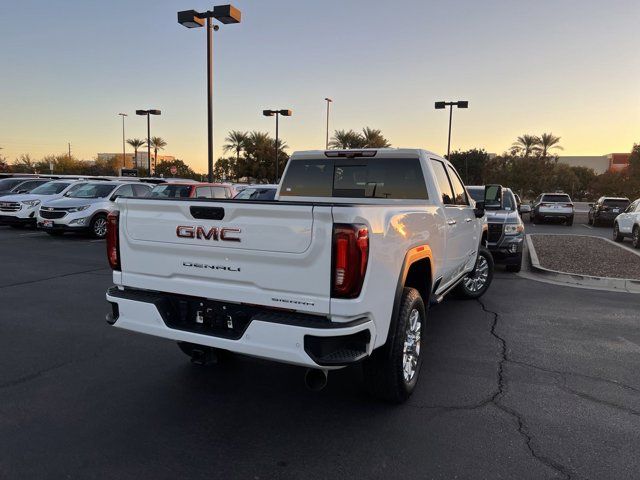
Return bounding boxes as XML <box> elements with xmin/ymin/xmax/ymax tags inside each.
<box><xmin>0</xmin><ymin>176</ymin><xmax>278</xmax><ymax>239</ymax></box>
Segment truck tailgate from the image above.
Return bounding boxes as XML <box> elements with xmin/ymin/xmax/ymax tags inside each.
<box><xmin>116</xmin><ymin>198</ymin><xmax>333</xmax><ymax>314</ymax></box>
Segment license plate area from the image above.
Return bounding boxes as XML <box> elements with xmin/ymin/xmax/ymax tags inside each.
<box><xmin>42</xmin><ymin>220</ymin><xmax>54</xmax><ymax>228</ymax></box>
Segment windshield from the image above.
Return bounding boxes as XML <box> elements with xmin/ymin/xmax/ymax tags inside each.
<box><xmin>68</xmin><ymin>183</ymin><xmax>115</xmax><ymax>198</ymax></box>
<box><xmin>149</xmin><ymin>184</ymin><xmax>192</xmax><ymax>198</ymax></box>
<box><xmin>603</xmin><ymin>199</ymin><xmax>629</xmax><ymax>208</ymax></box>
<box><xmin>0</xmin><ymin>178</ymin><xmax>28</xmax><ymax>191</ymax></box>
<box><xmin>542</xmin><ymin>194</ymin><xmax>571</xmax><ymax>203</ymax></box>
<box><xmin>234</xmin><ymin>187</ymin><xmax>277</xmax><ymax>201</ymax></box>
<box><xmin>29</xmin><ymin>182</ymin><xmax>71</xmax><ymax>195</ymax></box>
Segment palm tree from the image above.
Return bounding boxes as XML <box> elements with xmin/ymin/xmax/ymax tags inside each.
<box><xmin>126</xmin><ymin>138</ymin><xmax>145</xmax><ymax>168</ymax></box>
<box><xmin>223</xmin><ymin>130</ymin><xmax>249</xmax><ymax>162</ymax></box>
<box><xmin>147</xmin><ymin>137</ymin><xmax>167</xmax><ymax>173</ymax></box>
<box><xmin>537</xmin><ymin>133</ymin><xmax>563</xmax><ymax>158</ymax></box>
<box><xmin>329</xmin><ymin>130</ymin><xmax>366</xmax><ymax>149</ymax></box>
<box><xmin>511</xmin><ymin>134</ymin><xmax>540</xmax><ymax>157</ymax></box>
<box><xmin>361</xmin><ymin>127</ymin><xmax>391</xmax><ymax>148</ymax></box>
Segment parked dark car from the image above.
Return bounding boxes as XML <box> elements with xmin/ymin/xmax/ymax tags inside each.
<box><xmin>588</xmin><ymin>197</ymin><xmax>630</xmax><ymax>226</ymax></box>
<box><xmin>468</xmin><ymin>185</ymin><xmax>524</xmax><ymax>272</ymax></box>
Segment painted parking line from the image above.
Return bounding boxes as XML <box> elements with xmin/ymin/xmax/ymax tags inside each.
<box><xmin>581</xmin><ymin>224</ymin><xmax>593</xmax><ymax>229</ymax></box>
<box><xmin>18</xmin><ymin>232</ymin><xmax>45</xmax><ymax>237</ymax></box>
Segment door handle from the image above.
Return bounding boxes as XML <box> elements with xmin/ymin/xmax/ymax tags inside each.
<box><xmin>447</xmin><ymin>219</ymin><xmax>457</xmax><ymax>225</ymax></box>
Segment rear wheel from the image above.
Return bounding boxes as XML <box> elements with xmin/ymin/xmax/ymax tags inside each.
<box><xmin>90</xmin><ymin>214</ymin><xmax>108</xmax><ymax>239</ymax></box>
<box><xmin>588</xmin><ymin>215</ymin><xmax>593</xmax><ymax>226</ymax></box>
<box><xmin>46</xmin><ymin>230</ymin><xmax>64</xmax><ymax>236</ymax></box>
<box><xmin>363</xmin><ymin>287</ymin><xmax>425</xmax><ymax>403</ymax></box>
<box><xmin>613</xmin><ymin>223</ymin><xmax>624</xmax><ymax>242</ymax></box>
<box><xmin>633</xmin><ymin>226</ymin><xmax>640</xmax><ymax>249</ymax></box>
<box><xmin>566</xmin><ymin>216</ymin><xmax>574</xmax><ymax>226</ymax></box>
<box><xmin>454</xmin><ymin>247</ymin><xmax>494</xmax><ymax>299</ymax></box>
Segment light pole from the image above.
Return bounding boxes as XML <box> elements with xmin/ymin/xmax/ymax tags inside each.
<box><xmin>118</xmin><ymin>113</ymin><xmax>127</xmax><ymax>173</ymax></box>
<box><xmin>435</xmin><ymin>100</ymin><xmax>469</xmax><ymax>180</ymax></box>
<box><xmin>324</xmin><ymin>97</ymin><xmax>332</xmax><ymax>149</ymax></box>
<box><xmin>263</xmin><ymin>109</ymin><xmax>292</xmax><ymax>183</ymax></box>
<box><xmin>135</xmin><ymin>109</ymin><xmax>161</xmax><ymax>175</ymax></box>
<box><xmin>178</xmin><ymin>5</ymin><xmax>242</xmax><ymax>183</ymax></box>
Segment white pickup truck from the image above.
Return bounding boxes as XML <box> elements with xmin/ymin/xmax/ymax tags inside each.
<box><xmin>106</xmin><ymin>149</ymin><xmax>496</xmax><ymax>402</ymax></box>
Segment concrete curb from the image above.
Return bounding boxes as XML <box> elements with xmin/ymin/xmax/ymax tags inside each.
<box><xmin>525</xmin><ymin>234</ymin><xmax>640</xmax><ymax>294</ymax></box>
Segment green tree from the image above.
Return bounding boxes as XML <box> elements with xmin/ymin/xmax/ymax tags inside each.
<box><xmin>11</xmin><ymin>153</ymin><xmax>37</xmax><ymax>173</ymax></box>
<box><xmin>155</xmin><ymin>159</ymin><xmax>197</xmax><ymax>179</ymax></box>
<box><xmin>223</xmin><ymin>130</ymin><xmax>249</xmax><ymax>163</ymax></box>
<box><xmin>537</xmin><ymin>133</ymin><xmax>563</xmax><ymax>158</ymax></box>
<box><xmin>448</xmin><ymin>148</ymin><xmax>489</xmax><ymax>185</ymax></box>
<box><xmin>329</xmin><ymin>129</ymin><xmax>366</xmax><ymax>149</ymax></box>
<box><xmin>213</xmin><ymin>157</ymin><xmax>237</xmax><ymax>181</ymax></box>
<box><xmin>126</xmin><ymin>138</ymin><xmax>146</xmax><ymax>167</ymax></box>
<box><xmin>147</xmin><ymin>137</ymin><xmax>167</xmax><ymax>173</ymax></box>
<box><xmin>361</xmin><ymin>127</ymin><xmax>391</xmax><ymax>148</ymax></box>
<box><xmin>511</xmin><ymin>134</ymin><xmax>540</xmax><ymax>157</ymax></box>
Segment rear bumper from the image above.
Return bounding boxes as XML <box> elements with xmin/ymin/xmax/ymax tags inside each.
<box><xmin>594</xmin><ymin>212</ymin><xmax>620</xmax><ymax>222</ymax></box>
<box><xmin>537</xmin><ymin>210</ymin><xmax>573</xmax><ymax>219</ymax></box>
<box><xmin>106</xmin><ymin>286</ymin><xmax>375</xmax><ymax>369</ymax></box>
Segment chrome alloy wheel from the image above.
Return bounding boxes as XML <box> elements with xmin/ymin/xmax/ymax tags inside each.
<box><xmin>463</xmin><ymin>254</ymin><xmax>490</xmax><ymax>293</ymax></box>
<box><xmin>93</xmin><ymin>217</ymin><xmax>108</xmax><ymax>237</ymax></box>
<box><xmin>402</xmin><ymin>308</ymin><xmax>422</xmax><ymax>383</ymax></box>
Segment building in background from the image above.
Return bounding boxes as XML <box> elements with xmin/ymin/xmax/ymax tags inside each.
<box><xmin>97</xmin><ymin>153</ymin><xmax>175</xmax><ymax>169</ymax></box>
<box><xmin>557</xmin><ymin>153</ymin><xmax>630</xmax><ymax>174</ymax></box>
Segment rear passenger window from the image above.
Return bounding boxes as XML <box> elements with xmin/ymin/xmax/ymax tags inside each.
<box><xmin>132</xmin><ymin>184</ymin><xmax>151</xmax><ymax>196</ymax></box>
<box><xmin>195</xmin><ymin>186</ymin><xmax>212</xmax><ymax>198</ymax></box>
<box><xmin>430</xmin><ymin>160</ymin><xmax>454</xmax><ymax>205</ymax></box>
<box><xmin>280</xmin><ymin>157</ymin><xmax>428</xmax><ymax>199</ymax></box>
<box><xmin>445</xmin><ymin>165</ymin><xmax>469</xmax><ymax>205</ymax></box>
<box><xmin>211</xmin><ymin>187</ymin><xmax>228</xmax><ymax>199</ymax></box>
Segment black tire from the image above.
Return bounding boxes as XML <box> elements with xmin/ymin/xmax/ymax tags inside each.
<box><xmin>46</xmin><ymin>230</ymin><xmax>64</xmax><ymax>236</ymax></box>
<box><xmin>363</xmin><ymin>287</ymin><xmax>426</xmax><ymax>403</ymax></box>
<box><xmin>588</xmin><ymin>215</ymin><xmax>593</xmax><ymax>226</ymax></box>
<box><xmin>593</xmin><ymin>216</ymin><xmax>600</xmax><ymax>227</ymax></box>
<box><xmin>9</xmin><ymin>224</ymin><xmax>25</xmax><ymax>229</ymax></box>
<box><xmin>613</xmin><ymin>223</ymin><xmax>624</xmax><ymax>242</ymax></box>
<box><xmin>454</xmin><ymin>246</ymin><xmax>494</xmax><ymax>299</ymax></box>
<box><xmin>531</xmin><ymin>213</ymin><xmax>537</xmax><ymax>224</ymax></box>
<box><xmin>633</xmin><ymin>226</ymin><xmax>640</xmax><ymax>249</ymax></box>
<box><xmin>566</xmin><ymin>216</ymin><xmax>574</xmax><ymax>226</ymax></box>
<box><xmin>89</xmin><ymin>214</ymin><xmax>108</xmax><ymax>239</ymax></box>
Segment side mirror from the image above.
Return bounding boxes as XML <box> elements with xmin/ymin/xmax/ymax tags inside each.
<box><xmin>519</xmin><ymin>204</ymin><xmax>532</xmax><ymax>214</ymax></box>
<box><xmin>588</xmin><ymin>203</ymin><xmax>594</xmax><ymax>208</ymax></box>
<box><xmin>484</xmin><ymin>184</ymin><xmax>503</xmax><ymax>210</ymax></box>
<box><xmin>110</xmin><ymin>195</ymin><xmax>120</xmax><ymax>202</ymax></box>
<box><xmin>474</xmin><ymin>201</ymin><xmax>485</xmax><ymax>218</ymax></box>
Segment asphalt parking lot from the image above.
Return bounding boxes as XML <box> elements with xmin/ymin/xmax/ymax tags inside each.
<box><xmin>1</xmin><ymin>225</ymin><xmax>639</xmax><ymax>479</ymax></box>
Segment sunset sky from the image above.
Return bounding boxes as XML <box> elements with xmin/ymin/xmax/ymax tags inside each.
<box><xmin>1</xmin><ymin>0</ymin><xmax>638</xmax><ymax>172</ymax></box>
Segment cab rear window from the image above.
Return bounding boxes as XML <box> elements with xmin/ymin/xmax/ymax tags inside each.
<box><xmin>280</xmin><ymin>157</ymin><xmax>428</xmax><ymax>199</ymax></box>
<box><xmin>603</xmin><ymin>199</ymin><xmax>629</xmax><ymax>208</ymax></box>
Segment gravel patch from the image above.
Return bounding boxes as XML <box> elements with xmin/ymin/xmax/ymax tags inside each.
<box><xmin>530</xmin><ymin>234</ymin><xmax>640</xmax><ymax>280</ymax></box>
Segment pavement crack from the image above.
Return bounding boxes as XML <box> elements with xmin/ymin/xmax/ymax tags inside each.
<box><xmin>0</xmin><ymin>360</ymin><xmax>75</xmax><ymax>389</ymax></box>
<box><xmin>476</xmin><ymin>298</ymin><xmax>573</xmax><ymax>480</ymax></box>
<box><xmin>0</xmin><ymin>267</ymin><xmax>107</xmax><ymax>289</ymax></box>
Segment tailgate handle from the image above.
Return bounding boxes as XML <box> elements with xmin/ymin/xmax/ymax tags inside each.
<box><xmin>190</xmin><ymin>206</ymin><xmax>225</xmax><ymax>220</ymax></box>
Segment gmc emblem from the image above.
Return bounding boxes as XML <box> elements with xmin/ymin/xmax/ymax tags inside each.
<box><xmin>176</xmin><ymin>226</ymin><xmax>241</xmax><ymax>242</ymax></box>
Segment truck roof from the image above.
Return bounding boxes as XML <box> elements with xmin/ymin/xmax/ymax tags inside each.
<box><xmin>290</xmin><ymin>148</ymin><xmax>443</xmax><ymax>159</ymax></box>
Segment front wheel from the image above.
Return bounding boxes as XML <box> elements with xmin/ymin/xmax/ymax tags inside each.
<box><xmin>363</xmin><ymin>287</ymin><xmax>426</xmax><ymax>403</ymax></box>
<box><xmin>613</xmin><ymin>223</ymin><xmax>624</xmax><ymax>242</ymax></box>
<box><xmin>89</xmin><ymin>214</ymin><xmax>108</xmax><ymax>239</ymax></box>
<box><xmin>633</xmin><ymin>227</ymin><xmax>640</xmax><ymax>249</ymax></box>
<box><xmin>454</xmin><ymin>247</ymin><xmax>494</xmax><ymax>299</ymax></box>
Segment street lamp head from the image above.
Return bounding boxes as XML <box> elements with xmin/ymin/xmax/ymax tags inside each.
<box><xmin>212</xmin><ymin>5</ymin><xmax>242</xmax><ymax>24</ymax></box>
<box><xmin>149</xmin><ymin>110</ymin><xmax>161</xmax><ymax>115</ymax></box>
<box><xmin>279</xmin><ymin>109</ymin><xmax>292</xmax><ymax>116</ymax></box>
<box><xmin>325</xmin><ymin>97</ymin><xmax>332</xmax><ymax>103</ymax></box>
<box><xmin>457</xmin><ymin>101</ymin><xmax>469</xmax><ymax>109</ymax></box>
<box><xmin>136</xmin><ymin>110</ymin><xmax>148</xmax><ymax>116</ymax></box>
<box><xmin>434</xmin><ymin>101</ymin><xmax>446</xmax><ymax>109</ymax></box>
<box><xmin>263</xmin><ymin>110</ymin><xmax>275</xmax><ymax>117</ymax></box>
<box><xmin>118</xmin><ymin>113</ymin><xmax>128</xmax><ymax>117</ymax></box>
<box><xmin>178</xmin><ymin>10</ymin><xmax>205</xmax><ymax>28</ymax></box>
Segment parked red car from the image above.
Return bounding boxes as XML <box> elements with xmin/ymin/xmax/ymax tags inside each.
<box><xmin>148</xmin><ymin>182</ymin><xmax>236</xmax><ymax>199</ymax></box>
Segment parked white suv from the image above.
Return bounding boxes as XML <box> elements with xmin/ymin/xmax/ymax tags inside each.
<box><xmin>531</xmin><ymin>192</ymin><xmax>574</xmax><ymax>225</ymax></box>
<box><xmin>105</xmin><ymin>148</ymin><xmax>495</xmax><ymax>402</ymax></box>
<box><xmin>37</xmin><ymin>181</ymin><xmax>151</xmax><ymax>238</ymax></box>
<box><xmin>0</xmin><ymin>180</ymin><xmax>87</xmax><ymax>228</ymax></box>
<box><xmin>613</xmin><ymin>198</ymin><xmax>640</xmax><ymax>248</ymax></box>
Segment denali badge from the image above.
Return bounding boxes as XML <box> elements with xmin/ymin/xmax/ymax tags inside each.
<box><xmin>183</xmin><ymin>262</ymin><xmax>240</xmax><ymax>272</ymax></box>
<box><xmin>176</xmin><ymin>226</ymin><xmax>241</xmax><ymax>242</ymax></box>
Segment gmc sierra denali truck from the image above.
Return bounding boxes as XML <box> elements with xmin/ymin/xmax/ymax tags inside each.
<box><xmin>105</xmin><ymin>149</ymin><xmax>495</xmax><ymax>402</ymax></box>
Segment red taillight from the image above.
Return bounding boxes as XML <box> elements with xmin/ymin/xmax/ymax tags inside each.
<box><xmin>331</xmin><ymin>224</ymin><xmax>369</xmax><ymax>298</ymax></box>
<box><xmin>564</xmin><ymin>203</ymin><xmax>573</xmax><ymax>208</ymax></box>
<box><xmin>106</xmin><ymin>211</ymin><xmax>120</xmax><ymax>271</ymax></box>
